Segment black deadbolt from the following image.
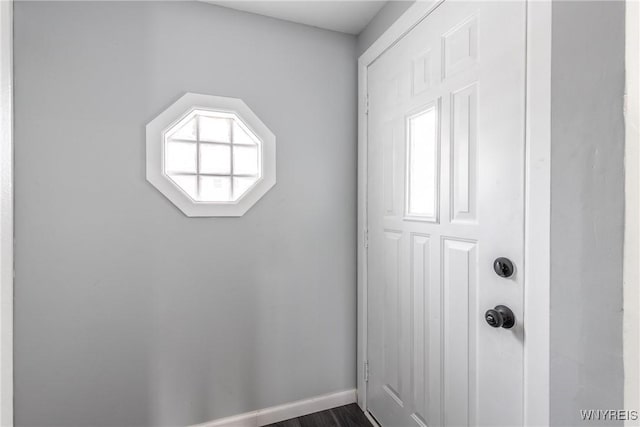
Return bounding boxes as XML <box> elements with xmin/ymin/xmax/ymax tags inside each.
<box><xmin>485</xmin><ymin>305</ymin><xmax>515</xmax><ymax>329</ymax></box>
<box><xmin>493</xmin><ymin>257</ymin><xmax>514</xmax><ymax>278</ymax></box>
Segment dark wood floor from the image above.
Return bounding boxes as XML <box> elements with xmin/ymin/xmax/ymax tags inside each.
<box><xmin>265</xmin><ymin>404</ymin><xmax>374</xmax><ymax>427</ymax></box>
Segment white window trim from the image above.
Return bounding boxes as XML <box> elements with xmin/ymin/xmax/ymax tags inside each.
<box><xmin>146</xmin><ymin>93</ymin><xmax>276</xmax><ymax>217</ymax></box>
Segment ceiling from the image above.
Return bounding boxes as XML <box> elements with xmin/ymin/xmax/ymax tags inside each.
<box><xmin>202</xmin><ymin>1</ymin><xmax>388</xmax><ymax>35</ymax></box>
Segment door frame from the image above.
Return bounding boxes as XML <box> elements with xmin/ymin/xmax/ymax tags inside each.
<box><xmin>356</xmin><ymin>1</ymin><xmax>551</xmax><ymax>425</ymax></box>
<box><xmin>0</xmin><ymin>0</ymin><xmax>13</xmax><ymax>425</ymax></box>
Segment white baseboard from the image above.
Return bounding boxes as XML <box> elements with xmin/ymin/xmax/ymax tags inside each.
<box><xmin>191</xmin><ymin>389</ymin><xmax>357</xmax><ymax>427</ymax></box>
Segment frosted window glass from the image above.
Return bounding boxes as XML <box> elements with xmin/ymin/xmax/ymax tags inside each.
<box><xmin>162</xmin><ymin>110</ymin><xmax>264</xmax><ymax>203</ymax></box>
<box><xmin>171</xmin><ymin>117</ymin><xmax>197</xmax><ymax>141</ymax></box>
<box><xmin>200</xmin><ymin>116</ymin><xmax>231</xmax><ymax>142</ymax></box>
<box><xmin>407</xmin><ymin>106</ymin><xmax>438</xmax><ymax>218</ymax></box>
<box><xmin>169</xmin><ymin>175</ymin><xmax>198</xmax><ymax>200</ymax></box>
<box><xmin>233</xmin><ymin>122</ymin><xmax>257</xmax><ymax>146</ymax></box>
<box><xmin>233</xmin><ymin>177</ymin><xmax>255</xmax><ymax>199</ymax></box>
<box><xmin>200</xmin><ymin>144</ymin><xmax>231</xmax><ymax>175</ymax></box>
<box><xmin>165</xmin><ymin>141</ymin><xmax>197</xmax><ymax>173</ymax></box>
<box><xmin>200</xmin><ymin>176</ymin><xmax>231</xmax><ymax>201</ymax></box>
<box><xmin>233</xmin><ymin>146</ymin><xmax>259</xmax><ymax>175</ymax></box>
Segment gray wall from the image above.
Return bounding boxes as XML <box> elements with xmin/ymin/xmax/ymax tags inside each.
<box><xmin>13</xmin><ymin>2</ymin><xmax>357</xmax><ymax>426</ymax></box>
<box><xmin>550</xmin><ymin>1</ymin><xmax>625</xmax><ymax>425</ymax></box>
<box><xmin>356</xmin><ymin>1</ymin><xmax>414</xmax><ymax>57</ymax></box>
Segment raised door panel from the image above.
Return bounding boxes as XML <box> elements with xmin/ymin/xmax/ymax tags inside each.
<box><xmin>442</xmin><ymin>238</ymin><xmax>478</xmax><ymax>427</ymax></box>
<box><xmin>450</xmin><ymin>84</ymin><xmax>478</xmax><ymax>223</ymax></box>
<box><xmin>409</xmin><ymin>234</ymin><xmax>441</xmax><ymax>427</ymax></box>
<box><xmin>383</xmin><ymin>230</ymin><xmax>404</xmax><ymax>408</ymax></box>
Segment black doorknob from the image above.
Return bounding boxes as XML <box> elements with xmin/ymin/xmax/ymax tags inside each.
<box><xmin>484</xmin><ymin>305</ymin><xmax>515</xmax><ymax>329</ymax></box>
<box><xmin>493</xmin><ymin>257</ymin><xmax>514</xmax><ymax>278</ymax></box>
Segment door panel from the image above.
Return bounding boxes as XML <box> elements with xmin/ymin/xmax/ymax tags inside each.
<box><xmin>450</xmin><ymin>84</ymin><xmax>477</xmax><ymax>223</ymax></box>
<box><xmin>367</xmin><ymin>2</ymin><xmax>526</xmax><ymax>426</ymax></box>
<box><xmin>410</xmin><ymin>233</ymin><xmax>440</xmax><ymax>427</ymax></box>
<box><xmin>383</xmin><ymin>230</ymin><xmax>403</xmax><ymax>406</ymax></box>
<box><xmin>442</xmin><ymin>238</ymin><xmax>477</xmax><ymax>427</ymax></box>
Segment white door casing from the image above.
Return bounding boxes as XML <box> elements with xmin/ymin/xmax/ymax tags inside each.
<box><xmin>365</xmin><ymin>1</ymin><xmax>528</xmax><ymax>426</ymax></box>
<box><xmin>0</xmin><ymin>0</ymin><xmax>13</xmax><ymax>426</ymax></box>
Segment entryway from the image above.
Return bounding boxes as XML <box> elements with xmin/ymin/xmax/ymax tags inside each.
<box><xmin>361</xmin><ymin>1</ymin><xmax>535</xmax><ymax>425</ymax></box>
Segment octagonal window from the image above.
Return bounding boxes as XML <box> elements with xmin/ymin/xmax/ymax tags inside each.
<box><xmin>164</xmin><ymin>110</ymin><xmax>262</xmax><ymax>202</ymax></box>
<box><xmin>146</xmin><ymin>93</ymin><xmax>276</xmax><ymax>217</ymax></box>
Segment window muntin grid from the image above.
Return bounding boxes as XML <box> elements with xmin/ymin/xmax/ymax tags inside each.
<box><xmin>163</xmin><ymin>109</ymin><xmax>262</xmax><ymax>203</ymax></box>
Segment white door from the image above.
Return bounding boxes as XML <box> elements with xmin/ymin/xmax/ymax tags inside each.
<box><xmin>366</xmin><ymin>1</ymin><xmax>526</xmax><ymax>426</ymax></box>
